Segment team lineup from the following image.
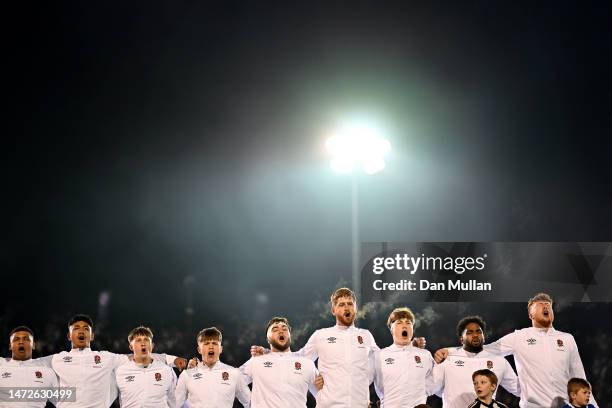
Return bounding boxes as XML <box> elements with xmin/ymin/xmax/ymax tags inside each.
<box><xmin>0</xmin><ymin>288</ymin><xmax>598</xmax><ymax>408</ymax></box>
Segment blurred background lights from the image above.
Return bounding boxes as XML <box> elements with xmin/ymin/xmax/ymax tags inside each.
<box><xmin>326</xmin><ymin>122</ymin><xmax>391</xmax><ymax>175</ymax></box>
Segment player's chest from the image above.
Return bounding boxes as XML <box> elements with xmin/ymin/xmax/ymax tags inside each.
<box><xmin>119</xmin><ymin>370</ymin><xmax>171</xmax><ymax>393</ymax></box>
<box><xmin>380</xmin><ymin>353</ymin><xmax>427</xmax><ymax>378</ymax></box>
<box><xmin>55</xmin><ymin>353</ymin><xmax>112</xmax><ymax>375</ymax></box>
<box><xmin>317</xmin><ymin>332</ymin><xmax>370</xmax><ymax>362</ymax></box>
<box><xmin>518</xmin><ymin>335</ymin><xmax>571</xmax><ymax>365</ymax></box>
<box><xmin>189</xmin><ymin>370</ymin><xmax>236</xmax><ymax>393</ymax></box>
<box><xmin>253</xmin><ymin>359</ymin><xmax>311</xmax><ymax>384</ymax></box>
<box><xmin>0</xmin><ymin>368</ymin><xmax>51</xmax><ymax>386</ymax></box>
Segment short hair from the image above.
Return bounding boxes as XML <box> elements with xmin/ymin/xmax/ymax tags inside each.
<box><xmin>9</xmin><ymin>326</ymin><xmax>34</xmax><ymax>339</ymax></box>
<box><xmin>567</xmin><ymin>378</ymin><xmax>591</xmax><ymax>397</ymax></box>
<box><xmin>527</xmin><ymin>292</ymin><xmax>553</xmax><ymax>312</ymax></box>
<box><xmin>266</xmin><ymin>317</ymin><xmax>291</xmax><ymax>333</ymax></box>
<box><xmin>456</xmin><ymin>316</ymin><xmax>486</xmax><ymax>339</ymax></box>
<box><xmin>68</xmin><ymin>314</ymin><xmax>94</xmax><ymax>328</ymax></box>
<box><xmin>127</xmin><ymin>326</ymin><xmax>154</xmax><ymax>343</ymax></box>
<box><xmin>330</xmin><ymin>287</ymin><xmax>356</xmax><ymax>306</ymax></box>
<box><xmin>387</xmin><ymin>307</ymin><xmax>415</xmax><ymax>329</ymax></box>
<box><xmin>196</xmin><ymin>327</ymin><xmax>223</xmax><ymax>344</ymax></box>
<box><xmin>472</xmin><ymin>369</ymin><xmax>498</xmax><ymax>385</ymax></box>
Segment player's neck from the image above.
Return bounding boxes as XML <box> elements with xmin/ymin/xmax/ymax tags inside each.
<box><xmin>134</xmin><ymin>355</ymin><xmax>153</xmax><ymax>366</ymax></box>
<box><xmin>204</xmin><ymin>360</ymin><xmax>218</xmax><ymax>368</ymax></box>
<box><xmin>71</xmin><ymin>345</ymin><xmax>90</xmax><ymax>350</ymax></box>
<box><xmin>532</xmin><ymin>321</ymin><xmax>552</xmax><ymax>330</ymax></box>
<box><xmin>11</xmin><ymin>355</ymin><xmax>31</xmax><ymax>361</ymax></box>
<box><xmin>270</xmin><ymin>346</ymin><xmax>291</xmax><ymax>353</ymax></box>
<box><xmin>478</xmin><ymin>396</ymin><xmax>493</xmax><ymax>405</ymax></box>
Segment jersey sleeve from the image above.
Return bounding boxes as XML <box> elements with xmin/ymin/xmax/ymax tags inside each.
<box><xmin>306</xmin><ymin>362</ymin><xmax>319</xmax><ymax>398</ymax></box>
<box><xmin>424</xmin><ymin>351</ymin><xmax>436</xmax><ymax>396</ymax></box>
<box><xmin>372</xmin><ymin>350</ymin><xmax>384</xmax><ymax>401</ymax></box>
<box><xmin>294</xmin><ymin>330</ymin><xmax>319</xmax><ymax>361</ymax></box>
<box><xmin>234</xmin><ymin>367</ymin><xmax>251</xmax><ymax>407</ymax></box>
<box><xmin>109</xmin><ymin>352</ymin><xmax>130</xmax><ymax>369</ymax></box>
<box><xmin>33</xmin><ymin>354</ymin><xmax>54</xmax><ymax>368</ymax></box>
<box><xmin>484</xmin><ymin>331</ymin><xmax>517</xmax><ymax>357</ymax></box>
<box><xmin>166</xmin><ymin>368</ymin><xmax>177</xmax><ymax>408</ymax></box>
<box><xmin>499</xmin><ymin>357</ymin><xmax>520</xmax><ymax>396</ymax></box>
<box><xmin>47</xmin><ymin>368</ymin><xmax>60</xmax><ymax>405</ymax></box>
<box><xmin>175</xmin><ymin>370</ymin><xmax>189</xmax><ymax>408</ymax></box>
<box><xmin>239</xmin><ymin>358</ymin><xmax>254</xmax><ymax>386</ymax></box>
<box><xmin>431</xmin><ymin>359</ymin><xmax>446</xmax><ymax>397</ymax></box>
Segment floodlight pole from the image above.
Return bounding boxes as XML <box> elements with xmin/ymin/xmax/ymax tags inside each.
<box><xmin>351</xmin><ymin>173</ymin><xmax>360</xmax><ymax>298</ymax></box>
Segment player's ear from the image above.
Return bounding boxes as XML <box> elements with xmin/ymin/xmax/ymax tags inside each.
<box><xmin>129</xmin><ymin>342</ymin><xmax>134</xmax><ymax>351</ymax></box>
<box><xmin>90</xmin><ymin>331</ymin><xmax>95</xmax><ymax>341</ymax></box>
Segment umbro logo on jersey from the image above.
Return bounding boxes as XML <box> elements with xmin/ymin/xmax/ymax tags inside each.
<box><xmin>35</xmin><ymin>371</ymin><xmax>43</xmax><ymax>378</ymax></box>
<box><xmin>526</xmin><ymin>338</ymin><xmax>537</xmax><ymax>345</ymax></box>
<box><xmin>454</xmin><ymin>360</ymin><xmax>465</xmax><ymax>367</ymax></box>
<box><xmin>414</xmin><ymin>356</ymin><xmax>422</xmax><ymax>364</ymax></box>
<box><xmin>357</xmin><ymin>335</ymin><xmax>363</xmax><ymax>344</ymax></box>
<box><xmin>94</xmin><ymin>355</ymin><xmax>101</xmax><ymax>364</ymax></box>
<box><xmin>1</xmin><ymin>372</ymin><xmax>11</xmax><ymax>379</ymax></box>
<box><xmin>222</xmin><ymin>371</ymin><xmax>229</xmax><ymax>381</ymax></box>
<box><xmin>193</xmin><ymin>373</ymin><xmax>203</xmax><ymax>380</ymax></box>
<box><xmin>487</xmin><ymin>360</ymin><xmax>493</xmax><ymax>369</ymax></box>
<box><xmin>125</xmin><ymin>375</ymin><xmax>135</xmax><ymax>382</ymax></box>
<box><xmin>63</xmin><ymin>356</ymin><xmax>73</xmax><ymax>363</ymax></box>
<box><xmin>384</xmin><ymin>358</ymin><xmax>395</xmax><ymax>365</ymax></box>
<box><xmin>263</xmin><ymin>361</ymin><xmax>273</xmax><ymax>368</ymax></box>
<box><xmin>326</xmin><ymin>337</ymin><xmax>337</xmax><ymax>344</ymax></box>
<box><xmin>557</xmin><ymin>339</ymin><xmax>564</xmax><ymax>347</ymax></box>
<box><xmin>155</xmin><ymin>372</ymin><xmax>162</xmax><ymax>381</ymax></box>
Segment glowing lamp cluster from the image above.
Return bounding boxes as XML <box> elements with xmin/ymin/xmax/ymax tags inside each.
<box><xmin>326</xmin><ymin>124</ymin><xmax>391</xmax><ymax>175</ymax></box>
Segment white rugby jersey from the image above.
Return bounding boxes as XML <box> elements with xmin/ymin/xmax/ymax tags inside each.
<box><xmin>432</xmin><ymin>347</ymin><xmax>519</xmax><ymax>408</ymax></box>
<box><xmin>373</xmin><ymin>344</ymin><xmax>434</xmax><ymax>408</ymax></box>
<box><xmin>175</xmin><ymin>361</ymin><xmax>250</xmax><ymax>408</ymax></box>
<box><xmin>485</xmin><ymin>327</ymin><xmax>597</xmax><ymax>408</ymax></box>
<box><xmin>0</xmin><ymin>359</ymin><xmax>58</xmax><ymax>408</ymax></box>
<box><xmin>34</xmin><ymin>348</ymin><xmax>176</xmax><ymax>408</ymax></box>
<box><xmin>115</xmin><ymin>359</ymin><xmax>176</xmax><ymax>408</ymax></box>
<box><xmin>296</xmin><ymin>325</ymin><xmax>378</xmax><ymax>408</ymax></box>
<box><xmin>241</xmin><ymin>351</ymin><xmax>317</xmax><ymax>408</ymax></box>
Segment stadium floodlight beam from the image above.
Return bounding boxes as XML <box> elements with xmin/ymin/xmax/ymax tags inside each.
<box><xmin>326</xmin><ymin>123</ymin><xmax>391</xmax><ymax>175</ymax></box>
<box><xmin>325</xmin><ymin>121</ymin><xmax>391</xmax><ymax>297</ymax></box>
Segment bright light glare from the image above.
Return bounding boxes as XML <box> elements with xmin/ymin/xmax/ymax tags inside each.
<box><xmin>326</xmin><ymin>124</ymin><xmax>391</xmax><ymax>175</ymax></box>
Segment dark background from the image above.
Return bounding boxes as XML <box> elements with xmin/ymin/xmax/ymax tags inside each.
<box><xmin>4</xmin><ymin>1</ymin><xmax>612</xmax><ymax>406</ymax></box>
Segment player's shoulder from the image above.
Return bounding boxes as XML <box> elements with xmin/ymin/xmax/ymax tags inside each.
<box><xmin>217</xmin><ymin>361</ymin><xmax>239</xmax><ymax>372</ymax></box>
<box><xmin>355</xmin><ymin>327</ymin><xmax>374</xmax><ymax>336</ymax></box>
<box><xmin>413</xmin><ymin>346</ymin><xmax>433</xmax><ymax>359</ymax></box>
<box><xmin>551</xmin><ymin>328</ymin><xmax>574</xmax><ymax>338</ymax></box>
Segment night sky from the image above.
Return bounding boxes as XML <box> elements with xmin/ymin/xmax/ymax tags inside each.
<box><xmin>5</xmin><ymin>2</ymin><xmax>612</xmax><ymax>347</ymax></box>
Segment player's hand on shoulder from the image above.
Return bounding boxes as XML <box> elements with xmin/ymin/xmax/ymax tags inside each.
<box><xmin>250</xmin><ymin>345</ymin><xmax>265</xmax><ymax>357</ymax></box>
<box><xmin>174</xmin><ymin>357</ymin><xmax>188</xmax><ymax>371</ymax></box>
<box><xmin>187</xmin><ymin>357</ymin><xmax>199</xmax><ymax>369</ymax></box>
<box><xmin>412</xmin><ymin>337</ymin><xmax>426</xmax><ymax>349</ymax></box>
<box><xmin>434</xmin><ymin>348</ymin><xmax>449</xmax><ymax>364</ymax></box>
